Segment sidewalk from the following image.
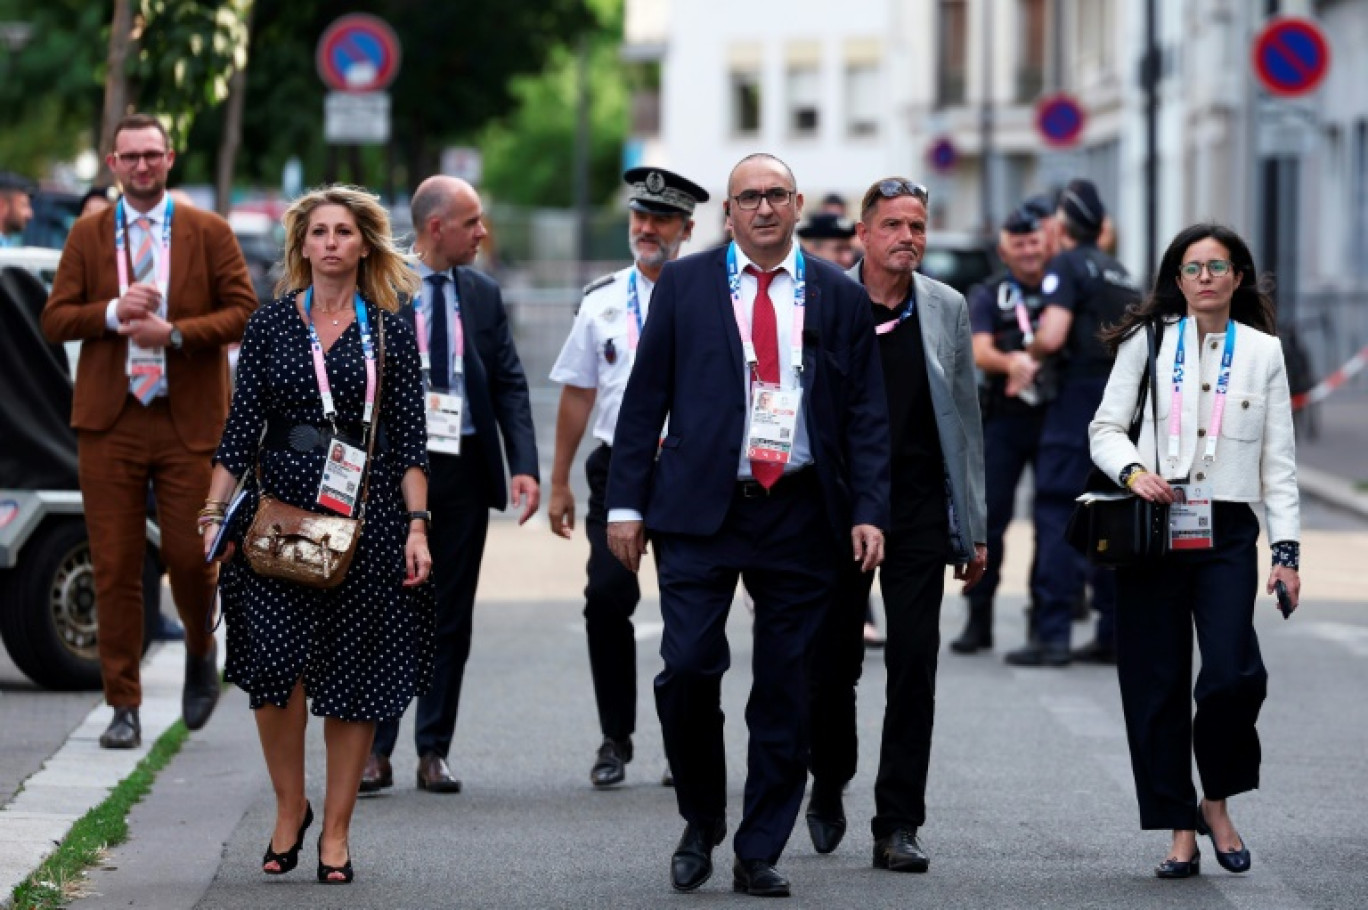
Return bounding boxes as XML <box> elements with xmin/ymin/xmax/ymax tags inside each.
<box><xmin>1296</xmin><ymin>386</ymin><xmax>1368</xmax><ymax>520</ymax></box>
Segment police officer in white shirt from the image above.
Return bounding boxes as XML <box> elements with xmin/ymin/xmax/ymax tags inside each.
<box><xmin>548</xmin><ymin>167</ymin><xmax>708</xmax><ymax>789</ymax></box>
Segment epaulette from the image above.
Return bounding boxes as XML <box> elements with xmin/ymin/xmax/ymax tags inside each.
<box><xmin>582</xmin><ymin>273</ymin><xmax>617</xmax><ymax>296</ymax></box>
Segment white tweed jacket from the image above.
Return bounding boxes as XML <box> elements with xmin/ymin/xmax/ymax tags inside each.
<box><xmin>1089</xmin><ymin>316</ymin><xmax>1300</xmax><ymax>544</ymax></box>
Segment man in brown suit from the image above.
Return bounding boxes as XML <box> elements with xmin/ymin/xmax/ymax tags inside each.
<box><xmin>42</xmin><ymin>113</ymin><xmax>256</xmax><ymax>748</ymax></box>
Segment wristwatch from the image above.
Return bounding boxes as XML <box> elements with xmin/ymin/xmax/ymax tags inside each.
<box><xmin>406</xmin><ymin>510</ymin><xmax>433</xmax><ymax>527</ymax></box>
<box><xmin>168</xmin><ymin>326</ymin><xmax>184</xmax><ymax>351</ymax></box>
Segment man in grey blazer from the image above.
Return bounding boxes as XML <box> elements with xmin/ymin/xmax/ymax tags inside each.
<box><xmin>805</xmin><ymin>178</ymin><xmax>987</xmax><ymax>872</ymax></box>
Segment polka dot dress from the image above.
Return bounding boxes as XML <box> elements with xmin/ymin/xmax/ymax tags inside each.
<box><xmin>215</xmin><ymin>293</ymin><xmax>434</xmax><ymax>721</ymax></box>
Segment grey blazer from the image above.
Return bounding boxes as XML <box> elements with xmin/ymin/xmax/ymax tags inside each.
<box><xmin>847</xmin><ymin>261</ymin><xmax>987</xmax><ymax>562</ymax></box>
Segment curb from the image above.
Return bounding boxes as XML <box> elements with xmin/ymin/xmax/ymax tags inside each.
<box><xmin>1299</xmin><ymin>465</ymin><xmax>1368</xmax><ymax>522</ymax></box>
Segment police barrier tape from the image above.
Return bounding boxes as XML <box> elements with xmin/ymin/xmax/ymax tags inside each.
<box><xmin>1291</xmin><ymin>343</ymin><xmax>1368</xmax><ymax>412</ymax></box>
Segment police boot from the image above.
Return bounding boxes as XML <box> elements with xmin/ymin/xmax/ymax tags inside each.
<box><xmin>950</xmin><ymin>601</ymin><xmax>993</xmax><ymax>654</ymax></box>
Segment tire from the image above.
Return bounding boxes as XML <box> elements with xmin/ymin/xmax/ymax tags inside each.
<box><xmin>0</xmin><ymin>519</ymin><xmax>161</xmax><ymax>691</ymax></box>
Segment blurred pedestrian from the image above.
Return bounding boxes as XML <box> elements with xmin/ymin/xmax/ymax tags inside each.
<box><xmin>79</xmin><ymin>185</ymin><xmax>118</xmax><ymax>217</ymax></box>
<box><xmin>204</xmin><ymin>184</ymin><xmax>430</xmax><ymax>883</ymax></box>
<box><xmin>41</xmin><ymin>113</ymin><xmax>256</xmax><ymax>749</ymax></box>
<box><xmin>951</xmin><ymin>206</ymin><xmax>1056</xmax><ymax>655</ymax></box>
<box><xmin>548</xmin><ymin>166</ymin><xmax>706</xmax><ymax>789</ymax></box>
<box><xmin>605</xmin><ymin>153</ymin><xmax>889</xmax><ymax>898</ymax></box>
<box><xmin>0</xmin><ymin>171</ymin><xmax>35</xmax><ymax>245</ymax></box>
<box><xmin>1089</xmin><ymin>223</ymin><xmax>1299</xmax><ymax>878</ymax></box>
<box><xmin>806</xmin><ymin>177</ymin><xmax>985</xmax><ymax>873</ymax></box>
<box><xmin>1005</xmin><ymin>179</ymin><xmax>1141</xmax><ymax>667</ymax></box>
<box><xmin>364</xmin><ymin>176</ymin><xmax>540</xmax><ymax>795</ymax></box>
<box><xmin>797</xmin><ymin>212</ymin><xmax>857</xmax><ymax>269</ymax></box>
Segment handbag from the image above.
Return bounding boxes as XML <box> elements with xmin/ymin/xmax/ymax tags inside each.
<box><xmin>1065</xmin><ymin>319</ymin><xmax>1170</xmax><ymax>568</ymax></box>
<box><xmin>244</xmin><ymin>310</ymin><xmax>385</xmax><ymax>589</ymax></box>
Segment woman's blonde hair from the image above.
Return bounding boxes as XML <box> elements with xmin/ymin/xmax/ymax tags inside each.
<box><xmin>275</xmin><ymin>184</ymin><xmax>419</xmax><ymax>312</ymax></box>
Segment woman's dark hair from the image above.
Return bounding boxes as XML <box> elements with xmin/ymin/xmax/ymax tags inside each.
<box><xmin>1101</xmin><ymin>223</ymin><xmax>1276</xmax><ymax>354</ymax></box>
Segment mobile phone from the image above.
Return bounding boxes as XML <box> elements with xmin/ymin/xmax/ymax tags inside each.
<box><xmin>1274</xmin><ymin>580</ymin><xmax>1294</xmax><ymax>619</ymax></box>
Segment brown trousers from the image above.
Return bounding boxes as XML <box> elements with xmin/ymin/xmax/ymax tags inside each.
<box><xmin>77</xmin><ymin>397</ymin><xmax>216</xmax><ymax>707</ymax></box>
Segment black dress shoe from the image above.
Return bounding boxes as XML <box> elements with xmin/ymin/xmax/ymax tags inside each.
<box><xmin>182</xmin><ymin>640</ymin><xmax>220</xmax><ymax>731</ymax></box>
<box><xmin>1197</xmin><ymin>807</ymin><xmax>1251</xmax><ymax>873</ymax></box>
<box><xmin>1155</xmin><ymin>850</ymin><xmax>1201</xmax><ymax>879</ymax></box>
<box><xmin>949</xmin><ymin>603</ymin><xmax>993</xmax><ymax>654</ymax></box>
<box><xmin>359</xmin><ymin>753</ymin><xmax>393</xmax><ymax>793</ymax></box>
<box><xmin>590</xmin><ymin>736</ymin><xmax>632</xmax><ymax>788</ymax></box>
<box><xmin>1004</xmin><ymin>642</ymin><xmax>1072</xmax><ymax>667</ymax></box>
<box><xmin>732</xmin><ymin>858</ymin><xmax>791</xmax><ymax>897</ymax></box>
<box><xmin>671</xmin><ymin>819</ymin><xmax>726</xmax><ymax>893</ymax></box>
<box><xmin>1071</xmin><ymin>638</ymin><xmax>1117</xmax><ymax>665</ymax></box>
<box><xmin>873</xmin><ymin>827</ymin><xmax>930</xmax><ymax>872</ymax></box>
<box><xmin>805</xmin><ymin>782</ymin><xmax>846</xmax><ymax>854</ymax></box>
<box><xmin>99</xmin><ymin>707</ymin><xmax>141</xmax><ymax>749</ymax></box>
<box><xmin>416</xmin><ymin>753</ymin><xmax>463</xmax><ymax>793</ymax></box>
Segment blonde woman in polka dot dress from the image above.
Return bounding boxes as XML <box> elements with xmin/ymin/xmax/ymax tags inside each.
<box><xmin>202</xmin><ymin>186</ymin><xmax>434</xmax><ymax>885</ymax></box>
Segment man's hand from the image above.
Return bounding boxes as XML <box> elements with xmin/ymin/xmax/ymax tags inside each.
<box><xmin>115</xmin><ymin>282</ymin><xmax>162</xmax><ymax>323</ymax></box>
<box><xmin>118</xmin><ymin>312</ymin><xmax>172</xmax><ymax>348</ymax></box>
<box><xmin>1004</xmin><ymin>351</ymin><xmax>1040</xmax><ymax>398</ymax></box>
<box><xmin>548</xmin><ymin>482</ymin><xmax>576</xmax><ymax>539</ymax></box>
<box><xmin>956</xmin><ymin>543</ymin><xmax>988</xmax><ymax>593</ymax></box>
<box><xmin>510</xmin><ymin>474</ymin><xmax>540</xmax><ymax>525</ymax></box>
<box><xmin>607</xmin><ymin>520</ymin><xmax>647</xmax><ymax>573</ymax></box>
<box><xmin>851</xmin><ymin>524</ymin><xmax>885</xmax><ymax>572</ymax></box>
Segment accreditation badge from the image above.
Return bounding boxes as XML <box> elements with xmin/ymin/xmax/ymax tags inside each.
<box><xmin>745</xmin><ymin>383</ymin><xmax>800</xmax><ymax>465</ymax></box>
<box><xmin>316</xmin><ymin>437</ymin><xmax>368</xmax><ymax>517</ymax></box>
<box><xmin>1168</xmin><ymin>481</ymin><xmax>1214</xmax><ymax>550</ymax></box>
<box><xmin>426</xmin><ymin>391</ymin><xmax>464</xmax><ymax>455</ymax></box>
<box><xmin>126</xmin><ymin>343</ymin><xmax>166</xmax><ymax>400</ymax></box>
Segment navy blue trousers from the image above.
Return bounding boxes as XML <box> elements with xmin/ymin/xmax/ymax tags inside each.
<box><xmin>653</xmin><ymin>473</ymin><xmax>836</xmax><ymax>864</ymax></box>
<box><xmin>583</xmin><ymin>444</ymin><xmax>641</xmax><ymax>741</ymax></box>
<box><xmin>1115</xmin><ymin>502</ymin><xmax>1267</xmax><ymax>830</ymax></box>
<box><xmin>969</xmin><ymin>409</ymin><xmax>1044</xmax><ymax>611</ymax></box>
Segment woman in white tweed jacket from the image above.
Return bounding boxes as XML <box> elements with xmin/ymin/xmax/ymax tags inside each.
<box><xmin>1088</xmin><ymin>223</ymin><xmax>1300</xmax><ymax>881</ymax></box>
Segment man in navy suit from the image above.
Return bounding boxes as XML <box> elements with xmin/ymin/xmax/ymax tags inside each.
<box><xmin>606</xmin><ymin>153</ymin><xmax>891</xmax><ymax>897</ymax></box>
<box><xmin>364</xmin><ymin>176</ymin><xmax>540</xmax><ymax>793</ymax></box>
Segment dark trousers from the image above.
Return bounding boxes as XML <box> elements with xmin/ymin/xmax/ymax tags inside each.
<box><xmin>969</xmin><ymin>410</ymin><xmax>1043</xmax><ymax>610</ymax></box>
<box><xmin>810</xmin><ymin>488</ymin><xmax>947</xmax><ymax>835</ymax></box>
<box><xmin>584</xmin><ymin>444</ymin><xmax>641</xmax><ymax>741</ymax></box>
<box><xmin>653</xmin><ymin>473</ymin><xmax>835</xmax><ymax>864</ymax></box>
<box><xmin>374</xmin><ymin>445</ymin><xmax>489</xmax><ymax>758</ymax></box>
<box><xmin>1115</xmin><ymin>502</ymin><xmax>1267</xmax><ymax>830</ymax></box>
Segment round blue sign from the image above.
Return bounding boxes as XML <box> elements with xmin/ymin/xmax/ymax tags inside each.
<box><xmin>316</xmin><ymin>14</ymin><xmax>402</xmax><ymax>93</ymax></box>
<box><xmin>1035</xmin><ymin>94</ymin><xmax>1085</xmax><ymax>149</ymax></box>
<box><xmin>1253</xmin><ymin>18</ymin><xmax>1330</xmax><ymax>97</ymax></box>
<box><xmin>927</xmin><ymin>137</ymin><xmax>958</xmax><ymax>174</ymax></box>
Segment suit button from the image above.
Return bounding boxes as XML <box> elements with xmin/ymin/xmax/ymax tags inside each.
<box><xmin>1195</xmin><ymin>472</ymin><xmax>1206</xmax><ymax>481</ymax></box>
<box><xmin>1197</xmin><ymin>429</ymin><xmax>1206</xmax><ymax>437</ymax></box>
<box><xmin>1202</xmin><ymin>383</ymin><xmax>1211</xmax><ymax>392</ymax></box>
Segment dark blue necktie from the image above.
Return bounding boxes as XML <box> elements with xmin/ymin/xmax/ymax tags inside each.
<box><xmin>428</xmin><ymin>273</ymin><xmax>450</xmax><ymax>390</ymax></box>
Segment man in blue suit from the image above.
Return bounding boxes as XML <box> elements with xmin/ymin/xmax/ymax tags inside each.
<box><xmin>606</xmin><ymin>153</ymin><xmax>891</xmax><ymax>898</ymax></box>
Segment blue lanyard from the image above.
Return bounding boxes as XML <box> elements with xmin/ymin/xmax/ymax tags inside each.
<box><xmin>303</xmin><ymin>288</ymin><xmax>377</xmax><ymax>426</ymax></box>
<box><xmin>1170</xmin><ymin>317</ymin><xmax>1236</xmax><ymax>461</ymax></box>
<box><xmin>113</xmin><ymin>196</ymin><xmax>175</xmax><ymax>295</ymax></box>
<box><xmin>725</xmin><ymin>242</ymin><xmax>806</xmax><ymax>374</ymax></box>
<box><xmin>875</xmin><ymin>287</ymin><xmax>917</xmax><ymax>335</ymax></box>
<box><xmin>625</xmin><ymin>269</ymin><xmax>644</xmax><ymax>351</ymax></box>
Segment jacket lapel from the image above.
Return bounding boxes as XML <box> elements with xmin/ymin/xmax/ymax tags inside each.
<box><xmin>167</xmin><ymin>204</ymin><xmax>192</xmax><ymax>318</ymax></box>
<box><xmin>712</xmin><ymin>247</ymin><xmax>746</xmax><ymax>382</ymax></box>
<box><xmin>914</xmin><ymin>272</ymin><xmax>947</xmax><ymax>384</ymax></box>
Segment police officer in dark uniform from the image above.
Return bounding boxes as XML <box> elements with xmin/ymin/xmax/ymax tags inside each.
<box><xmin>797</xmin><ymin>212</ymin><xmax>858</xmax><ymax>270</ymax></box>
<box><xmin>950</xmin><ymin>207</ymin><xmax>1057</xmax><ymax>654</ymax></box>
<box><xmin>1005</xmin><ymin>179</ymin><xmax>1141</xmax><ymax>667</ymax></box>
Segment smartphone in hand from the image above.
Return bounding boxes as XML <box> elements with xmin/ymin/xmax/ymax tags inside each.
<box><xmin>1274</xmin><ymin>579</ymin><xmax>1294</xmax><ymax>619</ymax></box>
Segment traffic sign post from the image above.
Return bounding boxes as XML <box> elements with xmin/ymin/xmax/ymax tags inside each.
<box><xmin>1035</xmin><ymin>94</ymin><xmax>1085</xmax><ymax>149</ymax></box>
<box><xmin>317</xmin><ymin>14</ymin><xmax>401</xmax><ymax>149</ymax></box>
<box><xmin>1252</xmin><ymin>17</ymin><xmax>1330</xmax><ymax>98</ymax></box>
<box><xmin>325</xmin><ymin>92</ymin><xmax>391</xmax><ymax>145</ymax></box>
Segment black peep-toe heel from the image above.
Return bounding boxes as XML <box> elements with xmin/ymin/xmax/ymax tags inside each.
<box><xmin>317</xmin><ymin>834</ymin><xmax>355</xmax><ymax>884</ymax></box>
<box><xmin>261</xmin><ymin>801</ymin><xmax>313</xmax><ymax>875</ymax></box>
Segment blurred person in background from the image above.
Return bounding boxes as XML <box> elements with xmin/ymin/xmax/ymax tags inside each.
<box><xmin>80</xmin><ymin>185</ymin><xmax>118</xmax><ymax>218</ymax></box>
<box><xmin>797</xmin><ymin>212</ymin><xmax>857</xmax><ymax>270</ymax></box>
<box><xmin>0</xmin><ymin>171</ymin><xmax>35</xmax><ymax>245</ymax></box>
<box><xmin>548</xmin><ymin>166</ymin><xmax>707</xmax><ymax>790</ymax></box>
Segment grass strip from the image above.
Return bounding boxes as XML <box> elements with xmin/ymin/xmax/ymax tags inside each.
<box><xmin>9</xmin><ymin>720</ymin><xmax>191</xmax><ymax>910</ymax></box>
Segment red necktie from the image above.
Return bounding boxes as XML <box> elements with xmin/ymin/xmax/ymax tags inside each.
<box><xmin>745</xmin><ymin>265</ymin><xmax>784</xmax><ymax>489</ymax></box>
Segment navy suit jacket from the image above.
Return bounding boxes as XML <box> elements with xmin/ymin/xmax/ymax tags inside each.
<box><xmin>400</xmin><ymin>266</ymin><xmax>538</xmax><ymax>511</ymax></box>
<box><xmin>605</xmin><ymin>245</ymin><xmax>890</xmax><ymax>543</ymax></box>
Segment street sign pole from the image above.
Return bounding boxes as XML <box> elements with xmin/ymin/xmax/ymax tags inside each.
<box><xmin>316</xmin><ymin>13</ymin><xmax>403</xmax><ymax>190</ymax></box>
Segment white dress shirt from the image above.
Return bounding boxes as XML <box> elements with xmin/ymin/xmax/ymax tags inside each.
<box><xmin>415</xmin><ymin>261</ymin><xmax>475</xmax><ymax>435</ymax></box>
<box><xmin>104</xmin><ymin>192</ymin><xmax>170</xmax><ymax>330</ymax></box>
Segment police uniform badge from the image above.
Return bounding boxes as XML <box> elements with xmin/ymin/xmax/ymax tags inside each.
<box><xmin>603</xmin><ymin>338</ymin><xmax>618</xmax><ymax>365</ymax></box>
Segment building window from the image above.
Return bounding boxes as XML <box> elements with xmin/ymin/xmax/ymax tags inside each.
<box><xmin>731</xmin><ymin>71</ymin><xmax>762</xmax><ymax>135</ymax></box>
<box><xmin>787</xmin><ymin>67</ymin><xmax>820</xmax><ymax>136</ymax></box>
<box><xmin>1076</xmin><ymin>0</ymin><xmax>1114</xmax><ymax>84</ymax></box>
<box><xmin>938</xmin><ymin>0</ymin><xmax>968</xmax><ymax>106</ymax></box>
<box><xmin>846</xmin><ymin>63</ymin><xmax>880</xmax><ymax>137</ymax></box>
<box><xmin>1016</xmin><ymin>0</ymin><xmax>1046</xmax><ymax>102</ymax></box>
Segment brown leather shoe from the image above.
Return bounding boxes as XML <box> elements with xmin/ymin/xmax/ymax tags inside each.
<box><xmin>416</xmin><ymin>753</ymin><xmax>462</xmax><ymax>793</ymax></box>
<box><xmin>359</xmin><ymin>753</ymin><xmax>393</xmax><ymax>793</ymax></box>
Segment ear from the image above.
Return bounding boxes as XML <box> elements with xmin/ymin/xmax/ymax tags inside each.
<box><xmin>682</xmin><ymin>218</ymin><xmax>694</xmax><ymax>242</ymax></box>
<box><xmin>794</xmin><ymin>192</ymin><xmax>805</xmax><ymax>218</ymax></box>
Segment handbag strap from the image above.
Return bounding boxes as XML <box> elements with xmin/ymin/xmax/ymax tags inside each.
<box><xmin>354</xmin><ymin>308</ymin><xmax>385</xmax><ymax>520</ymax></box>
<box><xmin>1144</xmin><ymin>320</ymin><xmax>1162</xmax><ymax>469</ymax></box>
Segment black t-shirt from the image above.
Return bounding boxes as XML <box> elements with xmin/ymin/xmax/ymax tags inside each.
<box><xmin>1041</xmin><ymin>244</ymin><xmax>1142</xmax><ymax>379</ymax></box>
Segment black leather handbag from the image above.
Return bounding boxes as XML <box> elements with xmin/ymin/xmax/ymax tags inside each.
<box><xmin>1066</xmin><ymin>320</ymin><xmax>1170</xmax><ymax>568</ymax></box>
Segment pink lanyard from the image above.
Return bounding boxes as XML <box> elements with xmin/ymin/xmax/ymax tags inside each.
<box><xmin>113</xmin><ymin>197</ymin><xmax>173</xmax><ymax>298</ymax></box>
<box><xmin>1168</xmin><ymin>316</ymin><xmax>1237</xmax><ymax>462</ymax></box>
<box><xmin>303</xmin><ymin>288</ymin><xmax>376</xmax><ymax>427</ymax></box>
<box><xmin>725</xmin><ymin>243</ymin><xmax>806</xmax><ymax>380</ymax></box>
<box><xmin>413</xmin><ymin>286</ymin><xmax>465</xmax><ymax>379</ymax></box>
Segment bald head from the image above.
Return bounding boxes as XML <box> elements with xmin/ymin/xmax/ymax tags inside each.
<box><xmin>412</xmin><ymin>176</ymin><xmax>487</xmax><ymax>270</ymax></box>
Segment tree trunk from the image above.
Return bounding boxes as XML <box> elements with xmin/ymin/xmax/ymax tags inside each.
<box><xmin>97</xmin><ymin>0</ymin><xmax>136</xmax><ymax>184</ymax></box>
<box><xmin>215</xmin><ymin>3</ymin><xmax>255</xmax><ymax>216</ymax></box>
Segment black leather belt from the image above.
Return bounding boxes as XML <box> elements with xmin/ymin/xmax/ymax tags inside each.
<box><xmin>262</xmin><ymin>419</ymin><xmax>388</xmax><ymax>454</ymax></box>
<box><xmin>735</xmin><ymin>467</ymin><xmax>816</xmax><ymax>499</ymax></box>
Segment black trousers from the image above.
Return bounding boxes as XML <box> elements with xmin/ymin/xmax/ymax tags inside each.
<box><xmin>374</xmin><ymin>444</ymin><xmax>489</xmax><ymax>759</ymax></box>
<box><xmin>809</xmin><ymin>487</ymin><xmax>947</xmax><ymax>836</ymax></box>
<box><xmin>1115</xmin><ymin>501</ymin><xmax>1267</xmax><ymax>830</ymax></box>
<box><xmin>653</xmin><ymin>472</ymin><xmax>835</xmax><ymax>864</ymax></box>
<box><xmin>583</xmin><ymin>444</ymin><xmax>641</xmax><ymax>741</ymax></box>
<box><xmin>969</xmin><ymin>409</ymin><xmax>1043</xmax><ymax>610</ymax></box>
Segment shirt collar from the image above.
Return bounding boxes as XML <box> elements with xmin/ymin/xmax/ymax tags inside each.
<box><xmin>733</xmin><ymin>240</ymin><xmax>799</xmax><ymax>280</ymax></box>
<box><xmin>415</xmin><ymin>261</ymin><xmax>452</xmax><ymax>282</ymax></box>
<box><xmin>124</xmin><ymin>193</ymin><xmax>169</xmax><ymax>223</ymax></box>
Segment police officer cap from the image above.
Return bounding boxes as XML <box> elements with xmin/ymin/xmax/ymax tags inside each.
<box><xmin>623</xmin><ymin>167</ymin><xmax>709</xmax><ymax>216</ymax></box>
<box><xmin>1059</xmin><ymin>178</ymin><xmax>1105</xmax><ymax>231</ymax></box>
<box><xmin>0</xmin><ymin>171</ymin><xmax>36</xmax><ymax>194</ymax></box>
<box><xmin>1020</xmin><ymin>192</ymin><xmax>1057</xmax><ymax>220</ymax></box>
<box><xmin>796</xmin><ymin>212</ymin><xmax>856</xmax><ymax>240</ymax></box>
<box><xmin>1001</xmin><ymin>207</ymin><xmax>1042</xmax><ymax>235</ymax></box>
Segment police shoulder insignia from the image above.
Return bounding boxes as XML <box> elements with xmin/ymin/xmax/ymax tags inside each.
<box><xmin>582</xmin><ymin>273</ymin><xmax>616</xmax><ymax>296</ymax></box>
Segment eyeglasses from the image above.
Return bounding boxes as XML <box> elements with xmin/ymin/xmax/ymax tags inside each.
<box><xmin>112</xmin><ymin>150</ymin><xmax>169</xmax><ymax>167</ymax></box>
<box><xmin>732</xmin><ymin>188</ymin><xmax>794</xmax><ymax>211</ymax></box>
<box><xmin>1179</xmin><ymin>259</ymin><xmax>1233</xmax><ymax>279</ymax></box>
<box><xmin>875</xmin><ymin>179</ymin><xmax>930</xmax><ymax>204</ymax></box>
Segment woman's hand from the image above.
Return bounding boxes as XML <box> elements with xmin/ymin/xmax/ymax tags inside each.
<box><xmin>1267</xmin><ymin>565</ymin><xmax>1300</xmax><ymax>613</ymax></box>
<box><xmin>1129</xmin><ymin>472</ymin><xmax>1176</xmax><ymax>503</ymax></box>
<box><xmin>404</xmin><ymin>525</ymin><xmax>432</xmax><ymax>586</ymax></box>
<box><xmin>201</xmin><ymin>523</ymin><xmax>234</xmax><ymax>562</ymax></box>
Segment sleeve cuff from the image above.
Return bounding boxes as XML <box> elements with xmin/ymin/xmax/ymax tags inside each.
<box><xmin>1271</xmin><ymin>540</ymin><xmax>1299</xmax><ymax>571</ymax></box>
<box><xmin>1118</xmin><ymin>463</ymin><xmax>1146</xmax><ymax>488</ymax></box>
<box><xmin>607</xmin><ymin>508</ymin><xmax>643</xmax><ymax>523</ymax></box>
<box><xmin>105</xmin><ymin>299</ymin><xmax>120</xmax><ymax>331</ymax></box>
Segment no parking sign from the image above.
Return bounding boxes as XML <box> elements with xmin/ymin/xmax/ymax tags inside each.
<box><xmin>316</xmin><ymin>14</ymin><xmax>402</xmax><ymax>94</ymax></box>
<box><xmin>1252</xmin><ymin>17</ymin><xmax>1330</xmax><ymax>98</ymax></box>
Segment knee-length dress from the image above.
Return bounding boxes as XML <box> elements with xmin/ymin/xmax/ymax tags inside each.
<box><xmin>215</xmin><ymin>293</ymin><xmax>434</xmax><ymax>720</ymax></box>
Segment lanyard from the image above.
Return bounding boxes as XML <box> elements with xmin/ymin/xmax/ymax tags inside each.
<box><xmin>114</xmin><ymin>196</ymin><xmax>174</xmax><ymax>298</ymax></box>
<box><xmin>726</xmin><ymin>242</ymin><xmax>805</xmax><ymax>378</ymax></box>
<box><xmin>874</xmin><ymin>288</ymin><xmax>917</xmax><ymax>335</ymax></box>
<box><xmin>1168</xmin><ymin>316</ymin><xmax>1236</xmax><ymax>461</ymax></box>
<box><xmin>625</xmin><ymin>268</ymin><xmax>645</xmax><ymax>351</ymax></box>
<box><xmin>997</xmin><ymin>280</ymin><xmax>1035</xmax><ymax>345</ymax></box>
<box><xmin>303</xmin><ymin>288</ymin><xmax>377</xmax><ymax>427</ymax></box>
<box><xmin>413</xmin><ymin>273</ymin><xmax>464</xmax><ymax>382</ymax></box>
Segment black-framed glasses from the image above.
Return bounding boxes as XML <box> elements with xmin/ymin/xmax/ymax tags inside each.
<box><xmin>1179</xmin><ymin>259</ymin><xmax>1233</xmax><ymax>279</ymax></box>
<box><xmin>732</xmin><ymin>188</ymin><xmax>794</xmax><ymax>211</ymax></box>
<box><xmin>875</xmin><ymin>179</ymin><xmax>929</xmax><ymax>204</ymax></box>
<box><xmin>112</xmin><ymin>150</ymin><xmax>169</xmax><ymax>167</ymax></box>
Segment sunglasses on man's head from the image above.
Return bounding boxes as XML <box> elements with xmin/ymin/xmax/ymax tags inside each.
<box><xmin>875</xmin><ymin>179</ymin><xmax>930</xmax><ymax>204</ymax></box>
